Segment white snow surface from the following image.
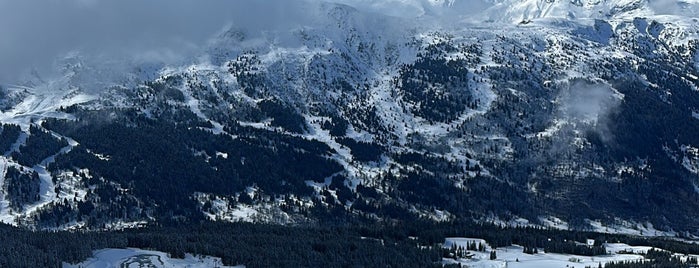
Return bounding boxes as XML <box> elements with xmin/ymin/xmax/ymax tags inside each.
<box><xmin>443</xmin><ymin>245</ymin><xmax>644</xmax><ymax>268</ymax></box>
<box><xmin>681</xmin><ymin>145</ymin><xmax>699</xmax><ymax>175</ymax></box>
<box><xmin>445</xmin><ymin>238</ymin><xmax>699</xmax><ymax>268</ymax></box>
<box><xmin>0</xmin><ymin>82</ymin><xmax>94</xmax><ymax>130</ymax></box>
<box><xmin>587</xmin><ymin>219</ymin><xmax>677</xmax><ymax>237</ymax></box>
<box><xmin>443</xmin><ymin>238</ymin><xmax>650</xmax><ymax>268</ymax></box>
<box><xmin>63</xmin><ymin>248</ymin><xmax>243</xmax><ymax>268</ymax></box>
<box><xmin>485</xmin><ymin>0</ymin><xmax>699</xmax><ymax>24</ymax></box>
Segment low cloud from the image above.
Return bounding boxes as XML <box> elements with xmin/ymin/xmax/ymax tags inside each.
<box><xmin>649</xmin><ymin>0</ymin><xmax>682</xmax><ymax>14</ymax></box>
<box><xmin>330</xmin><ymin>0</ymin><xmax>493</xmax><ymax>22</ymax></box>
<box><xmin>3</xmin><ymin>0</ymin><xmax>611</xmax><ymax>87</ymax></box>
<box><xmin>647</xmin><ymin>0</ymin><xmax>699</xmax><ymax>15</ymax></box>
<box><xmin>0</xmin><ymin>0</ymin><xmax>315</xmax><ymax>84</ymax></box>
<box><xmin>558</xmin><ymin>79</ymin><xmax>623</xmax><ymax>143</ymax></box>
<box><xmin>561</xmin><ymin>80</ymin><xmax>618</xmax><ymax>123</ymax></box>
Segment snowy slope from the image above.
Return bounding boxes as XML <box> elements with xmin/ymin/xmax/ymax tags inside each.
<box><xmin>0</xmin><ymin>83</ymin><xmax>92</xmax><ymax>130</ymax></box>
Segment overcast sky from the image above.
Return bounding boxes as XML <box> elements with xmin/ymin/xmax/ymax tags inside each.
<box><xmin>0</xmin><ymin>0</ymin><xmax>319</xmax><ymax>83</ymax></box>
<box><xmin>0</xmin><ymin>0</ymin><xmax>503</xmax><ymax>83</ymax></box>
<box><xmin>0</xmin><ymin>0</ymin><xmax>693</xmax><ymax>84</ymax></box>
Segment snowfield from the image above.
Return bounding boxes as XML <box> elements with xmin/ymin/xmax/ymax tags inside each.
<box><xmin>443</xmin><ymin>238</ymin><xmax>652</xmax><ymax>268</ymax></box>
<box><xmin>63</xmin><ymin>248</ymin><xmax>243</xmax><ymax>268</ymax></box>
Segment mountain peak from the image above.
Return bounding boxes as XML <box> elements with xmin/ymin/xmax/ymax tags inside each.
<box><xmin>481</xmin><ymin>0</ymin><xmax>699</xmax><ymax>23</ymax></box>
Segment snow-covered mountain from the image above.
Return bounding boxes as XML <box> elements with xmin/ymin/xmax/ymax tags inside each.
<box><xmin>0</xmin><ymin>0</ymin><xmax>698</xmax><ymax>233</ymax></box>
<box><xmin>365</xmin><ymin>0</ymin><xmax>699</xmax><ymax>24</ymax></box>
<box><xmin>483</xmin><ymin>0</ymin><xmax>647</xmax><ymax>22</ymax></box>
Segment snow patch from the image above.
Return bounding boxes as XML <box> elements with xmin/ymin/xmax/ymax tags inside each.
<box><xmin>0</xmin><ymin>84</ymin><xmax>93</xmax><ymax>130</ymax></box>
<box><xmin>54</xmin><ymin>169</ymin><xmax>90</xmax><ymax>203</ymax></box>
<box><xmin>539</xmin><ymin>216</ymin><xmax>570</xmax><ymax>230</ymax></box>
<box><xmin>442</xmin><ymin>238</ymin><xmax>648</xmax><ymax>268</ymax></box>
<box><xmin>681</xmin><ymin>144</ymin><xmax>699</xmax><ymax>175</ymax></box>
<box><xmin>193</xmin><ymin>191</ymin><xmax>307</xmax><ymax>224</ymax></box>
<box><xmin>215</xmin><ymin>151</ymin><xmax>228</xmax><ymax>159</ymax></box>
<box><xmin>64</xmin><ymin>248</ymin><xmax>241</xmax><ymax>268</ymax></box>
<box><xmin>102</xmin><ymin>221</ymin><xmax>148</xmax><ymax>230</ymax></box>
<box><xmin>586</xmin><ymin>219</ymin><xmax>676</xmax><ymax>237</ymax></box>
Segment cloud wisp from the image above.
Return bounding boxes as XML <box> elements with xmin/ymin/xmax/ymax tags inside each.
<box><xmin>558</xmin><ymin>79</ymin><xmax>624</xmax><ymax>144</ymax></box>
<box><xmin>0</xmin><ymin>0</ymin><xmax>317</xmax><ymax>84</ymax></box>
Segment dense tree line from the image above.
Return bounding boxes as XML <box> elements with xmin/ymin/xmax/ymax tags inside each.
<box><xmin>397</xmin><ymin>41</ymin><xmax>475</xmax><ymax>123</ymax></box>
<box><xmin>41</xmin><ymin>113</ymin><xmax>342</xmax><ymax>225</ymax></box>
<box><xmin>258</xmin><ymin>98</ymin><xmax>308</xmax><ymax>134</ymax></box>
<box><xmin>543</xmin><ymin>241</ymin><xmax>605</xmax><ymax>256</ymax></box>
<box><xmin>398</xmin><ymin>220</ymin><xmax>699</xmax><ymax>257</ymax></box>
<box><xmin>320</xmin><ymin>115</ymin><xmax>349</xmax><ymax>137</ymax></box>
<box><xmin>0</xmin><ymin>123</ymin><xmax>21</xmax><ymax>153</ymax></box>
<box><xmin>601</xmin><ymin>248</ymin><xmax>698</xmax><ymax>268</ymax></box>
<box><xmin>11</xmin><ymin>125</ymin><xmax>68</xmax><ymax>167</ymax></box>
<box><xmin>337</xmin><ymin>137</ymin><xmax>384</xmax><ymax>162</ymax></box>
<box><xmin>2</xmin><ymin>209</ymin><xmax>699</xmax><ymax>267</ymax></box>
<box><xmin>0</xmin><ymin>221</ymin><xmax>441</xmax><ymax>268</ymax></box>
<box><xmin>4</xmin><ymin>166</ymin><xmax>41</xmax><ymax>211</ymax></box>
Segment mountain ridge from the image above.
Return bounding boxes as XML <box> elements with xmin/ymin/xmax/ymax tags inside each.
<box><xmin>0</xmin><ymin>1</ymin><xmax>697</xmax><ymax>234</ymax></box>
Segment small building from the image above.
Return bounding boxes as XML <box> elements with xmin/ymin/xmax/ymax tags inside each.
<box><xmin>586</xmin><ymin>239</ymin><xmax>595</xmax><ymax>247</ymax></box>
